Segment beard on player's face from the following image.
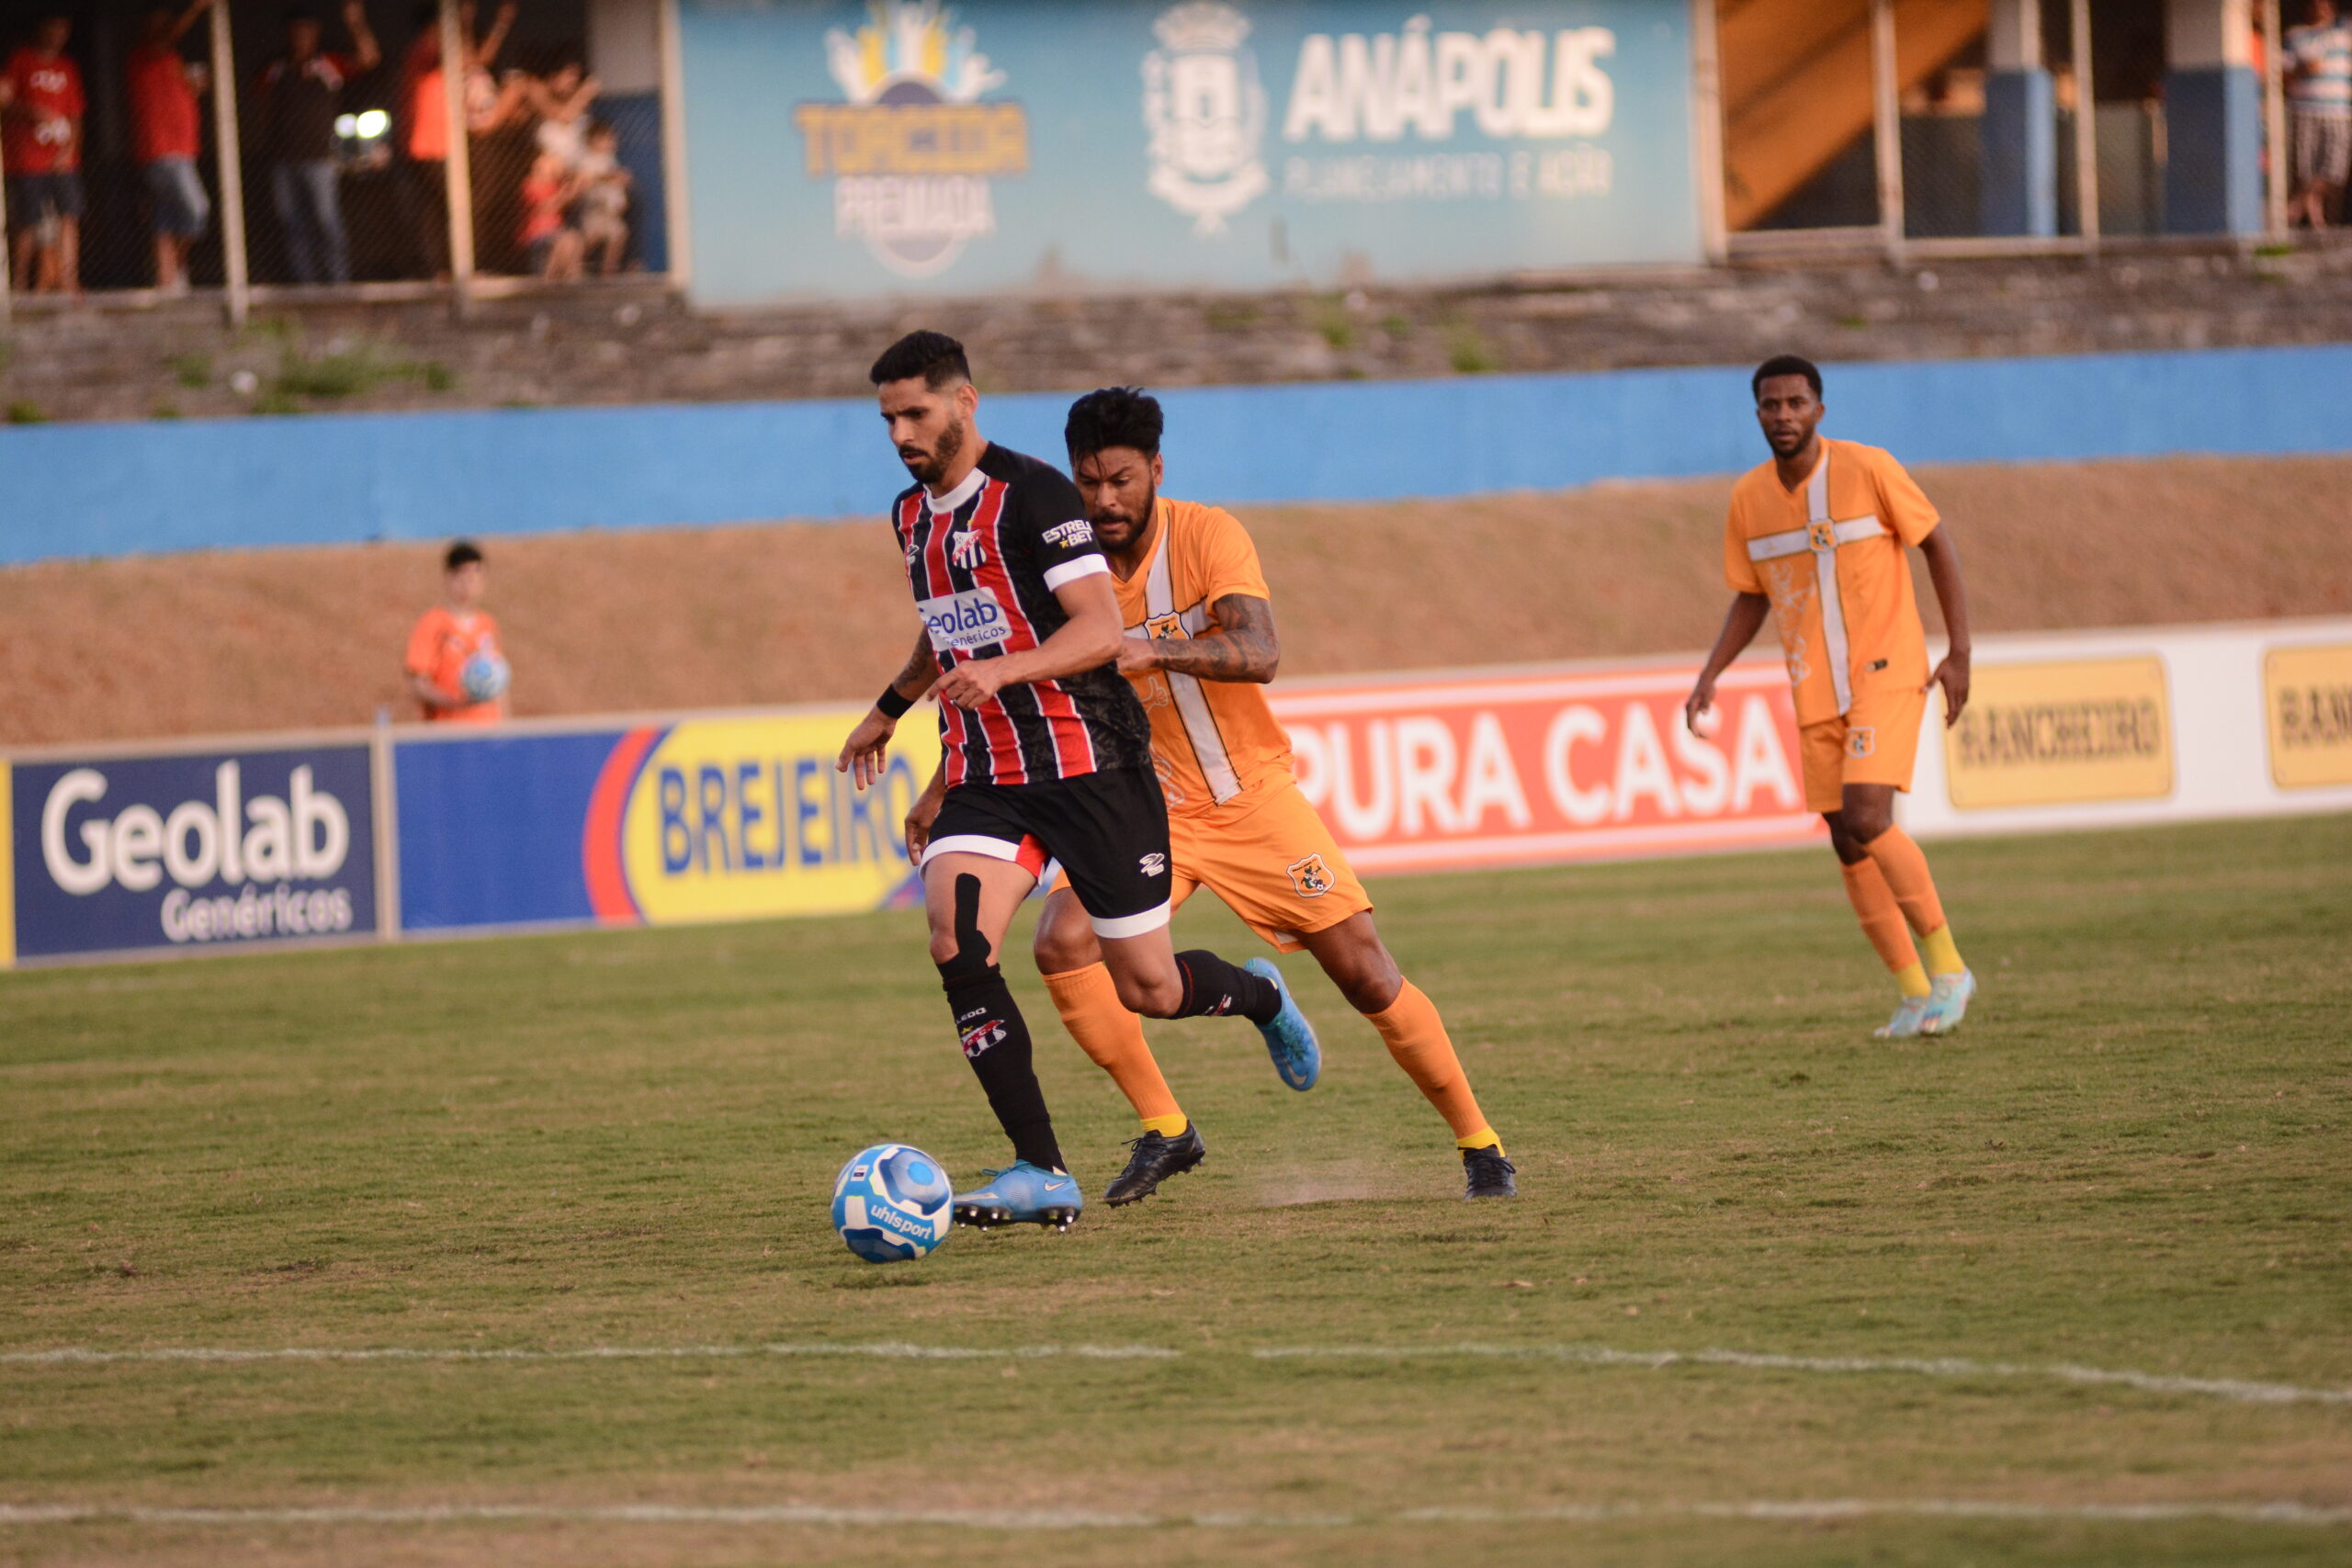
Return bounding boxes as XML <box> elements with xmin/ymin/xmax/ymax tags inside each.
<box><xmin>1088</xmin><ymin>478</ymin><xmax>1157</xmax><ymax>547</ymax></box>
<box><xmin>899</xmin><ymin>413</ymin><xmax>967</xmax><ymax>487</ymax></box>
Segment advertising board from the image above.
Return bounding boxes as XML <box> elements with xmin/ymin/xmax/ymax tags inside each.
<box><xmin>2263</xmin><ymin>642</ymin><xmax>2352</xmax><ymax>790</ymax></box>
<box><xmin>1269</xmin><ymin>660</ymin><xmax>1817</xmax><ymax>871</ymax></box>
<box><xmin>5</xmin><ymin>743</ymin><xmax>377</xmax><ymax>964</ymax></box>
<box><xmin>1942</xmin><ymin>656</ymin><xmax>2175</xmax><ymax>811</ymax></box>
<box><xmin>678</xmin><ymin>0</ymin><xmax>1701</xmax><ymax>304</ymax></box>
<box><xmin>394</xmin><ymin>710</ymin><xmax>941</xmax><ymax>936</ymax></box>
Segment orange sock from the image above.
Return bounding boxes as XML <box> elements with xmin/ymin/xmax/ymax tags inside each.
<box><xmin>1366</xmin><ymin>980</ymin><xmax>1496</xmax><ymax>1149</ymax></box>
<box><xmin>1861</xmin><ymin>826</ymin><xmax>1948</xmax><ymax>935</ymax></box>
<box><xmin>1042</xmin><ymin>963</ymin><xmax>1183</xmax><ymax>1132</ymax></box>
<box><xmin>1840</xmin><ymin>856</ymin><xmax>1921</xmax><ymax>974</ymax></box>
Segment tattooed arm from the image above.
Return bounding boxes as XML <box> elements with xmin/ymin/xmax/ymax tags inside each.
<box><xmin>838</xmin><ymin>629</ymin><xmax>940</xmax><ymax>791</ymax></box>
<box><xmin>1116</xmin><ymin>592</ymin><xmax>1281</xmax><ymax>685</ymax></box>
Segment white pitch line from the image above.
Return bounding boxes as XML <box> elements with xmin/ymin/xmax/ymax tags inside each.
<box><xmin>5</xmin><ymin>1338</ymin><xmax>2346</xmax><ymax>1407</ymax></box>
<box><xmin>1249</xmin><ymin>1343</ymin><xmax>2352</xmax><ymax>1407</ymax></box>
<box><xmin>0</xmin><ymin>1342</ymin><xmax>1178</xmax><ymax>1366</ymax></box>
<box><xmin>0</xmin><ymin>1500</ymin><xmax>2346</xmax><ymax>1531</ymax></box>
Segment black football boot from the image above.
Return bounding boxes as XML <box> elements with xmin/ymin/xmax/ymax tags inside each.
<box><xmin>1102</xmin><ymin>1123</ymin><xmax>1208</xmax><ymax>1206</ymax></box>
<box><xmin>1462</xmin><ymin>1145</ymin><xmax>1518</xmax><ymax>1200</ymax></box>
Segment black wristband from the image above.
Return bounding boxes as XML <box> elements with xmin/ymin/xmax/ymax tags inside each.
<box><xmin>875</xmin><ymin>685</ymin><xmax>914</xmax><ymax>720</ymax></box>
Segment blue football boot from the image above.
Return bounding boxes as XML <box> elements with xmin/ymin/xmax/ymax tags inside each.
<box><xmin>951</xmin><ymin>1161</ymin><xmax>1084</xmax><ymax>1232</ymax></box>
<box><xmin>1244</xmin><ymin>957</ymin><xmax>1321</xmax><ymax>1091</ymax></box>
<box><xmin>1918</xmin><ymin>969</ymin><xmax>1978</xmax><ymax>1036</ymax></box>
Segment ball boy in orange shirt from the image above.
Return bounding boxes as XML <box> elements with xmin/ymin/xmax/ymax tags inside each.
<box><xmin>404</xmin><ymin>539</ymin><xmax>508</xmax><ymax>725</ymax></box>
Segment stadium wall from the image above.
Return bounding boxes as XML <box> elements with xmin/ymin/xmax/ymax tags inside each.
<box><xmin>6</xmin><ymin>618</ymin><xmax>2348</xmax><ymax>968</ymax></box>
<box><xmin>4</xmin><ymin>344</ymin><xmax>2352</xmax><ymax>566</ymax></box>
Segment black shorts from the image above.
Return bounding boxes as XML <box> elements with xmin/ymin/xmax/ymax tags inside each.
<box><xmin>921</xmin><ymin>766</ymin><xmax>1172</xmax><ymax>937</ymax></box>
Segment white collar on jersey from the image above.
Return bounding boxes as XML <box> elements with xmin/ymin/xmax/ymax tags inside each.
<box><xmin>925</xmin><ymin>464</ymin><xmax>988</xmax><ymax>516</ymax></box>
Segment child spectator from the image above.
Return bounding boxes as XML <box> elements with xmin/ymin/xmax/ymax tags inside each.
<box><xmin>517</xmin><ymin>147</ymin><xmax>581</xmax><ymax>278</ymax></box>
<box><xmin>1</xmin><ymin>11</ymin><xmax>86</xmax><ymax>296</ymax></box>
<box><xmin>405</xmin><ymin>540</ymin><xmax>509</xmax><ymax>724</ymax></box>
<box><xmin>573</xmin><ymin>119</ymin><xmax>629</xmax><ymax>275</ymax></box>
<box><xmin>126</xmin><ymin>0</ymin><xmax>216</xmax><ymax>295</ymax></box>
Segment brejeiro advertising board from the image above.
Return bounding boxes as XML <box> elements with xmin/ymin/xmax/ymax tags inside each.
<box><xmin>3</xmin><ymin>742</ymin><xmax>377</xmax><ymax>965</ymax></box>
<box><xmin>676</xmin><ymin>0</ymin><xmax>1701</xmax><ymax>303</ymax></box>
<box><xmin>392</xmin><ymin>711</ymin><xmax>943</xmax><ymax>936</ymax></box>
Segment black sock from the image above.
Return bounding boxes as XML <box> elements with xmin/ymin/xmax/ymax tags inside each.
<box><xmin>943</xmin><ymin>964</ymin><xmax>1063</xmax><ymax>1172</ymax></box>
<box><xmin>935</xmin><ymin>872</ymin><xmax>1062</xmax><ymax>1173</ymax></box>
<box><xmin>1174</xmin><ymin>950</ymin><xmax>1282</xmax><ymax>1025</ymax></box>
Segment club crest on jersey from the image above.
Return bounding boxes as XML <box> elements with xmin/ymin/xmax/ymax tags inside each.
<box><xmin>1848</xmin><ymin>727</ymin><xmax>1876</xmax><ymax>759</ymax></box>
<box><xmin>1138</xmin><ymin>852</ymin><xmax>1168</xmax><ymax>878</ymax></box>
<box><xmin>949</xmin><ymin>529</ymin><xmax>987</xmax><ymax>570</ymax></box>
<box><xmin>1287</xmin><ymin>853</ymin><xmax>1335</xmax><ymax>897</ymax></box>
<box><xmin>1808</xmin><ymin>521</ymin><xmax>1838</xmax><ymax>552</ymax></box>
<box><xmin>1146</xmin><ymin>613</ymin><xmax>1187</xmax><ymax>641</ymax></box>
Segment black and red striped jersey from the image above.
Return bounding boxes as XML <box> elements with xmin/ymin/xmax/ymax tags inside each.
<box><xmin>893</xmin><ymin>443</ymin><xmax>1152</xmax><ymax>788</ymax></box>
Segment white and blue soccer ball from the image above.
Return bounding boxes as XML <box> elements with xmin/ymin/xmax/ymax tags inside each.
<box><xmin>831</xmin><ymin>1144</ymin><xmax>953</xmax><ymax>1264</ymax></box>
<box><xmin>459</xmin><ymin>650</ymin><xmax>510</xmax><ymax>703</ymax></box>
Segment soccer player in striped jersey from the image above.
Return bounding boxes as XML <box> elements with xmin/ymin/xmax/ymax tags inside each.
<box><xmin>1686</xmin><ymin>355</ymin><xmax>1979</xmax><ymax>1040</ymax></box>
<box><xmin>910</xmin><ymin>386</ymin><xmax>1512</xmax><ymax>1205</ymax></box>
<box><xmin>837</xmin><ymin>333</ymin><xmax>1321</xmax><ymax>1232</ymax></box>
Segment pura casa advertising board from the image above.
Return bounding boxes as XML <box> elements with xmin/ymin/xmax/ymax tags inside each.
<box><xmin>677</xmin><ymin>0</ymin><xmax>1701</xmax><ymax>303</ymax></box>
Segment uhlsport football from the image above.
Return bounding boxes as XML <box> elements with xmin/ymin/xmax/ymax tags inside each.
<box><xmin>831</xmin><ymin>1144</ymin><xmax>953</xmax><ymax>1263</ymax></box>
<box><xmin>460</xmin><ymin>651</ymin><xmax>511</xmax><ymax>702</ymax></box>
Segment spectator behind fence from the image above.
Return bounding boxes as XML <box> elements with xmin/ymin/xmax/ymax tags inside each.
<box><xmin>524</xmin><ymin>57</ymin><xmax>596</xmax><ymax>170</ymax></box>
<box><xmin>256</xmin><ymin>0</ymin><xmax>380</xmax><ymax>285</ymax></box>
<box><xmin>127</xmin><ymin>0</ymin><xmax>216</xmax><ymax>295</ymax></box>
<box><xmin>574</xmin><ymin>118</ymin><xmax>628</xmax><ymax>275</ymax></box>
<box><xmin>517</xmin><ymin>146</ymin><xmax>580</xmax><ymax>278</ymax></box>
<box><xmin>398</xmin><ymin>0</ymin><xmax>524</xmax><ymax>279</ymax></box>
<box><xmin>405</xmin><ymin>540</ymin><xmax>509</xmax><ymax>724</ymax></box>
<box><xmin>1</xmin><ymin>11</ymin><xmax>85</xmax><ymax>296</ymax></box>
<box><xmin>2287</xmin><ymin>0</ymin><xmax>2352</xmax><ymax>228</ymax></box>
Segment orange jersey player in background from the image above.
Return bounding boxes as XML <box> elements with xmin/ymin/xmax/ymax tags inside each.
<box><xmin>404</xmin><ymin>538</ymin><xmax>508</xmax><ymax>725</ymax></box>
<box><xmin>1687</xmin><ymin>355</ymin><xmax>1978</xmax><ymax>1040</ymax></box>
<box><xmin>910</xmin><ymin>387</ymin><xmax>1514</xmax><ymax>1204</ymax></box>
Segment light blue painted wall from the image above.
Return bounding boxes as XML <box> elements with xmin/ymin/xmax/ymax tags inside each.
<box><xmin>5</xmin><ymin>344</ymin><xmax>2350</xmax><ymax>566</ymax></box>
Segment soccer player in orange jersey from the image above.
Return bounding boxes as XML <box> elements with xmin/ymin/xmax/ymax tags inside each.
<box><xmin>1686</xmin><ymin>355</ymin><xmax>1978</xmax><ymax>1040</ymax></box>
<box><xmin>404</xmin><ymin>539</ymin><xmax>508</xmax><ymax>725</ymax></box>
<box><xmin>910</xmin><ymin>388</ymin><xmax>1513</xmax><ymax>1204</ymax></box>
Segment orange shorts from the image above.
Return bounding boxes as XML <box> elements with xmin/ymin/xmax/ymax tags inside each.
<box><xmin>1798</xmin><ymin>682</ymin><xmax>1928</xmax><ymax>814</ymax></box>
<box><xmin>1056</xmin><ymin>778</ymin><xmax>1372</xmax><ymax>952</ymax></box>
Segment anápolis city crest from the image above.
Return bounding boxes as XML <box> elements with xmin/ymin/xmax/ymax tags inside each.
<box><xmin>1143</xmin><ymin>2</ymin><xmax>1269</xmax><ymax>234</ymax></box>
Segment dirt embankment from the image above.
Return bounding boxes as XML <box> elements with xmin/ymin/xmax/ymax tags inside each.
<box><xmin>4</xmin><ymin>455</ymin><xmax>2346</xmax><ymax>747</ymax></box>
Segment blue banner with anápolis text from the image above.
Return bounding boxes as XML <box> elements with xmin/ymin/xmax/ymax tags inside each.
<box><xmin>678</xmin><ymin>0</ymin><xmax>1699</xmax><ymax>304</ymax></box>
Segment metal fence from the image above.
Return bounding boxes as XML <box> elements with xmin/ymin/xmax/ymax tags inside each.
<box><xmin>0</xmin><ymin>0</ymin><xmax>673</xmax><ymax>321</ymax></box>
<box><xmin>1709</xmin><ymin>0</ymin><xmax>2317</xmax><ymax>263</ymax></box>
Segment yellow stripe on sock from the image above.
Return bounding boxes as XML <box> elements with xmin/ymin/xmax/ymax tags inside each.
<box><xmin>1456</xmin><ymin>1126</ymin><xmax>1502</xmax><ymax>1154</ymax></box>
<box><xmin>1140</xmin><ymin>1112</ymin><xmax>1190</xmax><ymax>1139</ymax></box>
<box><xmin>1920</xmin><ymin>925</ymin><xmax>1965</xmax><ymax>976</ymax></box>
<box><xmin>1894</xmin><ymin>962</ymin><xmax>1932</xmax><ymax>999</ymax></box>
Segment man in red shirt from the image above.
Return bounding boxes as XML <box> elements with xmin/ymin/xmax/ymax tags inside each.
<box><xmin>404</xmin><ymin>540</ymin><xmax>509</xmax><ymax>725</ymax></box>
<box><xmin>126</xmin><ymin>0</ymin><xmax>215</xmax><ymax>294</ymax></box>
<box><xmin>1</xmin><ymin>12</ymin><xmax>86</xmax><ymax>295</ymax></box>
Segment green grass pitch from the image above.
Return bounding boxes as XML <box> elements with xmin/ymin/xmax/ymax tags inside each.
<box><xmin>2</xmin><ymin>815</ymin><xmax>2347</xmax><ymax>1567</ymax></box>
